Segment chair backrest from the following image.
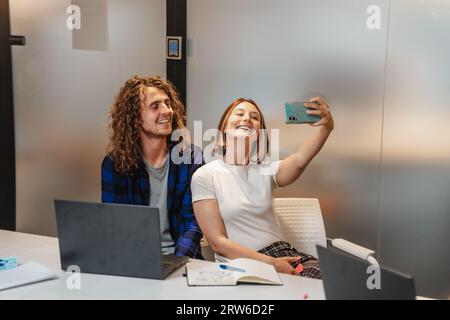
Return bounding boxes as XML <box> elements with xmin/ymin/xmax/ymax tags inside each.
<box><xmin>273</xmin><ymin>198</ymin><xmax>327</xmax><ymax>258</ymax></box>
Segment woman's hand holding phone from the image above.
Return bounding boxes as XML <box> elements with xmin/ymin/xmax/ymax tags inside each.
<box><xmin>304</xmin><ymin>97</ymin><xmax>334</xmax><ymax>131</ymax></box>
<box><xmin>284</xmin><ymin>97</ymin><xmax>334</xmax><ymax>132</ymax></box>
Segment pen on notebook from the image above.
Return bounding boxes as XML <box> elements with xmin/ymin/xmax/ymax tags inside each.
<box><xmin>219</xmin><ymin>264</ymin><xmax>246</xmax><ymax>273</ymax></box>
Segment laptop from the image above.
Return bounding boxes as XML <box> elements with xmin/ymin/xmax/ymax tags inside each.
<box><xmin>54</xmin><ymin>200</ymin><xmax>188</xmax><ymax>280</ymax></box>
<box><xmin>317</xmin><ymin>245</ymin><xmax>416</xmax><ymax>300</ymax></box>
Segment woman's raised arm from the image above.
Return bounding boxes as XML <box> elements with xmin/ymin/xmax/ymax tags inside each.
<box><xmin>276</xmin><ymin>97</ymin><xmax>334</xmax><ymax>187</ymax></box>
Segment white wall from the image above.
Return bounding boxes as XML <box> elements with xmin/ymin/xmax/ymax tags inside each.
<box><xmin>11</xmin><ymin>0</ymin><xmax>166</xmax><ymax>236</ymax></box>
<box><xmin>187</xmin><ymin>0</ymin><xmax>389</xmax><ymax>250</ymax></box>
<box><xmin>379</xmin><ymin>0</ymin><xmax>450</xmax><ymax>299</ymax></box>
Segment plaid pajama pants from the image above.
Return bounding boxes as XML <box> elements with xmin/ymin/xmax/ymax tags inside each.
<box><xmin>258</xmin><ymin>241</ymin><xmax>321</xmax><ymax>279</ymax></box>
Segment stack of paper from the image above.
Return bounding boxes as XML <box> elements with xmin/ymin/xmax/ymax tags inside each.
<box><xmin>0</xmin><ymin>261</ymin><xmax>57</xmax><ymax>291</ymax></box>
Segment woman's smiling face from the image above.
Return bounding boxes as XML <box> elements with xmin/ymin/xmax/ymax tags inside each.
<box><xmin>224</xmin><ymin>101</ymin><xmax>261</xmax><ymax>139</ymax></box>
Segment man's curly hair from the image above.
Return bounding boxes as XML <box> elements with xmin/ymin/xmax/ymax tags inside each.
<box><xmin>107</xmin><ymin>75</ymin><xmax>186</xmax><ymax>175</ymax></box>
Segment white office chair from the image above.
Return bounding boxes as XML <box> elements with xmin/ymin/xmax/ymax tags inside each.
<box><xmin>273</xmin><ymin>198</ymin><xmax>379</xmax><ymax>265</ymax></box>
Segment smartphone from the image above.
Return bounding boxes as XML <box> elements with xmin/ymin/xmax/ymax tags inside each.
<box><xmin>284</xmin><ymin>102</ymin><xmax>321</xmax><ymax>124</ymax></box>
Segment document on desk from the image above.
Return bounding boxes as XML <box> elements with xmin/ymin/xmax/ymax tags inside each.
<box><xmin>186</xmin><ymin>258</ymin><xmax>282</xmax><ymax>286</ymax></box>
<box><xmin>0</xmin><ymin>261</ymin><xmax>57</xmax><ymax>291</ymax></box>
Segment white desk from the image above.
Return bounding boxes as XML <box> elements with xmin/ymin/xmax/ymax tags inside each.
<box><xmin>0</xmin><ymin>230</ymin><xmax>325</xmax><ymax>300</ymax></box>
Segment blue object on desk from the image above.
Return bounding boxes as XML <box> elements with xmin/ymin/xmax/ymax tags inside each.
<box><xmin>0</xmin><ymin>257</ymin><xmax>18</xmax><ymax>271</ymax></box>
<box><xmin>219</xmin><ymin>264</ymin><xmax>246</xmax><ymax>273</ymax></box>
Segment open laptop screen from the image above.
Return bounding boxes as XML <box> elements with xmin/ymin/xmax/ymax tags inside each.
<box><xmin>55</xmin><ymin>200</ymin><xmax>166</xmax><ymax>279</ymax></box>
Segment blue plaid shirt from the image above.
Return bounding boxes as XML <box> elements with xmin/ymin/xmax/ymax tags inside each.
<box><xmin>101</xmin><ymin>144</ymin><xmax>204</xmax><ymax>259</ymax></box>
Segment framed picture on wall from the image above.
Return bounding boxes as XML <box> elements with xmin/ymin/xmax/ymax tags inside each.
<box><xmin>167</xmin><ymin>36</ymin><xmax>182</xmax><ymax>60</ymax></box>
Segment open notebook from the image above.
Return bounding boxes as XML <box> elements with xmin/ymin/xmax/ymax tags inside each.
<box><xmin>186</xmin><ymin>258</ymin><xmax>282</xmax><ymax>286</ymax></box>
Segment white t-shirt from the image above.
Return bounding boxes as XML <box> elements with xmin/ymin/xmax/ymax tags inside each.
<box><xmin>191</xmin><ymin>159</ymin><xmax>284</xmax><ymax>251</ymax></box>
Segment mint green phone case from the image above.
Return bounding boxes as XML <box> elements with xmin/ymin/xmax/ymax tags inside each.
<box><xmin>284</xmin><ymin>102</ymin><xmax>321</xmax><ymax>124</ymax></box>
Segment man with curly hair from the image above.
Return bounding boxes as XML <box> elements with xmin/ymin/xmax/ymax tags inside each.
<box><xmin>101</xmin><ymin>75</ymin><xmax>203</xmax><ymax>259</ymax></box>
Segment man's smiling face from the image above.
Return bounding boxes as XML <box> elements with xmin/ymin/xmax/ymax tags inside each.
<box><xmin>139</xmin><ymin>86</ymin><xmax>174</xmax><ymax>138</ymax></box>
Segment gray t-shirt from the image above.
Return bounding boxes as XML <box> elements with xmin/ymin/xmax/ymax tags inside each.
<box><xmin>143</xmin><ymin>155</ymin><xmax>175</xmax><ymax>255</ymax></box>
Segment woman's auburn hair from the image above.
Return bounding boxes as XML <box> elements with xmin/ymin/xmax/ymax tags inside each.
<box><xmin>216</xmin><ymin>98</ymin><xmax>269</xmax><ymax>161</ymax></box>
<box><xmin>107</xmin><ymin>75</ymin><xmax>186</xmax><ymax>175</ymax></box>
